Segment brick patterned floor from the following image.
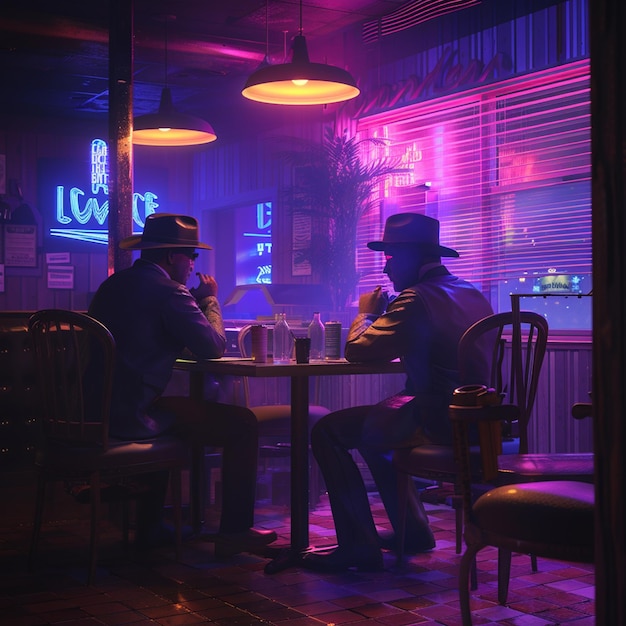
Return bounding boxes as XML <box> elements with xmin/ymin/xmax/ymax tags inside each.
<box><xmin>0</xmin><ymin>484</ymin><xmax>595</xmax><ymax>625</ymax></box>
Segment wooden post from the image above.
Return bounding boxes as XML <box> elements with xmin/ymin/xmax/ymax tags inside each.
<box><xmin>590</xmin><ymin>0</ymin><xmax>626</xmax><ymax>622</ymax></box>
<box><xmin>107</xmin><ymin>0</ymin><xmax>134</xmax><ymax>274</ymax></box>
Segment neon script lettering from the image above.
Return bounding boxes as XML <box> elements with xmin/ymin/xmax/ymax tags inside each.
<box><xmin>50</xmin><ymin>138</ymin><xmax>160</xmax><ymax>244</ymax></box>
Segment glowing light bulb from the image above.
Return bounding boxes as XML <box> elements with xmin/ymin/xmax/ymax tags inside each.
<box><xmin>292</xmin><ymin>78</ymin><xmax>308</xmax><ymax>86</ymax></box>
<box><xmin>158</xmin><ymin>127</ymin><xmax>172</xmax><ymax>132</ymax></box>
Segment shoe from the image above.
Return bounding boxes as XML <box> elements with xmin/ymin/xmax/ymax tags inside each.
<box><xmin>377</xmin><ymin>529</ymin><xmax>435</xmax><ymax>554</ymax></box>
<box><xmin>211</xmin><ymin>528</ymin><xmax>277</xmax><ymax>558</ymax></box>
<box><xmin>301</xmin><ymin>546</ymin><xmax>383</xmax><ymax>573</ymax></box>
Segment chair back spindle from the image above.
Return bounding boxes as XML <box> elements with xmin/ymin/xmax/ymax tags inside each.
<box><xmin>458</xmin><ymin>311</ymin><xmax>548</xmax><ymax>454</ymax></box>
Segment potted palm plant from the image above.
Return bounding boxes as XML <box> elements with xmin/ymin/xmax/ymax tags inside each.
<box><xmin>281</xmin><ymin>127</ymin><xmax>403</xmax><ymax>312</ymax></box>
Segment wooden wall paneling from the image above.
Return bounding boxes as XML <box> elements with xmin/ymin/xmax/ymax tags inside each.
<box><xmin>527</xmin><ymin>342</ymin><xmax>593</xmax><ymax>454</ymax></box>
<box><xmin>317</xmin><ymin>373</ymin><xmax>407</xmax><ymax>413</ymax></box>
<box><xmin>564</xmin><ymin>343</ymin><xmax>594</xmax><ymax>451</ymax></box>
<box><xmin>88</xmin><ymin>252</ymin><xmax>108</xmax><ymax>299</ymax></box>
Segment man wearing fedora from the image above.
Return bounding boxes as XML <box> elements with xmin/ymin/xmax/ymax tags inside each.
<box><xmin>89</xmin><ymin>213</ymin><xmax>276</xmax><ymax>555</ymax></box>
<box><xmin>304</xmin><ymin>213</ymin><xmax>493</xmax><ymax>572</ymax></box>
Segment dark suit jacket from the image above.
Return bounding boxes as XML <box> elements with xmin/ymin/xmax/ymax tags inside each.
<box><xmin>344</xmin><ymin>265</ymin><xmax>494</xmax><ymax>443</ymax></box>
<box><xmin>89</xmin><ymin>259</ymin><xmax>226</xmax><ymax>439</ymax></box>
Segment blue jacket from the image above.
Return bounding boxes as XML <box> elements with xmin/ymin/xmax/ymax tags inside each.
<box><xmin>344</xmin><ymin>265</ymin><xmax>493</xmax><ymax>443</ymax></box>
<box><xmin>89</xmin><ymin>259</ymin><xmax>226</xmax><ymax>439</ymax></box>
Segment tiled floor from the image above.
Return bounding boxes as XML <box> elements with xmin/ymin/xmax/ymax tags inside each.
<box><xmin>0</xmin><ymin>478</ymin><xmax>595</xmax><ymax>626</ymax></box>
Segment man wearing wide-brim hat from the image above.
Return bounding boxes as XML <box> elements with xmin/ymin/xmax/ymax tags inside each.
<box><xmin>89</xmin><ymin>213</ymin><xmax>276</xmax><ymax>555</ymax></box>
<box><xmin>304</xmin><ymin>213</ymin><xmax>494</xmax><ymax>572</ymax></box>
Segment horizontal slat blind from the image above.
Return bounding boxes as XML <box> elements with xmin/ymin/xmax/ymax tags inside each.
<box><xmin>356</xmin><ymin>61</ymin><xmax>591</xmax><ymax>309</ymax></box>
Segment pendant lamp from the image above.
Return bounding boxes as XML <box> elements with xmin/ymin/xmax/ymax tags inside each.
<box><xmin>133</xmin><ymin>16</ymin><xmax>217</xmax><ymax>146</ymax></box>
<box><xmin>242</xmin><ymin>1</ymin><xmax>360</xmax><ymax>106</ymax></box>
<box><xmin>133</xmin><ymin>87</ymin><xmax>217</xmax><ymax>146</ymax></box>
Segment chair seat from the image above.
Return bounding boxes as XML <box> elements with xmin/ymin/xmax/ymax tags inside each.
<box><xmin>251</xmin><ymin>404</ymin><xmax>330</xmax><ymax>422</ymax></box>
<box><xmin>498</xmin><ymin>452</ymin><xmax>594</xmax><ymax>483</ymax></box>
<box><xmin>251</xmin><ymin>404</ymin><xmax>330</xmax><ymax>508</ymax></box>
<box><xmin>35</xmin><ymin>436</ymin><xmax>188</xmax><ymax>472</ymax></box>
<box><xmin>394</xmin><ymin>444</ymin><xmax>482</xmax><ymax>478</ymax></box>
<box><xmin>250</xmin><ymin>404</ymin><xmax>330</xmax><ymax>431</ymax></box>
<box><xmin>394</xmin><ymin>436</ymin><xmax>523</xmax><ymax>479</ymax></box>
<box><xmin>473</xmin><ymin>480</ymin><xmax>594</xmax><ymax>547</ymax></box>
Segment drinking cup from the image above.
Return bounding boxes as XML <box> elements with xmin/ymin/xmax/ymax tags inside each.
<box><xmin>324</xmin><ymin>321</ymin><xmax>342</xmax><ymax>359</ymax></box>
<box><xmin>250</xmin><ymin>325</ymin><xmax>268</xmax><ymax>362</ymax></box>
<box><xmin>294</xmin><ymin>337</ymin><xmax>311</xmax><ymax>364</ymax></box>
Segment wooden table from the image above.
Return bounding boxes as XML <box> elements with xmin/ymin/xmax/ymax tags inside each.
<box><xmin>174</xmin><ymin>357</ymin><xmax>405</xmax><ymax>572</ymax></box>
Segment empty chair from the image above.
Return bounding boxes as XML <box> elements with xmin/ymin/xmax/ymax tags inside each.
<box><xmin>28</xmin><ymin>309</ymin><xmax>187</xmax><ymax>585</ymax></box>
<box><xmin>237</xmin><ymin>323</ymin><xmax>329</xmax><ymax>505</ymax></box>
<box><xmin>450</xmin><ymin>400</ymin><xmax>594</xmax><ymax>625</ymax></box>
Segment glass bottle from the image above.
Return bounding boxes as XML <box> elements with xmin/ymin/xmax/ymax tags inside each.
<box><xmin>273</xmin><ymin>313</ymin><xmax>292</xmax><ymax>364</ymax></box>
<box><xmin>308</xmin><ymin>312</ymin><xmax>325</xmax><ymax>361</ymax></box>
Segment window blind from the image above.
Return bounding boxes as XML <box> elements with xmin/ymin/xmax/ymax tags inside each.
<box><xmin>356</xmin><ymin>61</ymin><xmax>591</xmax><ymax>310</ymax></box>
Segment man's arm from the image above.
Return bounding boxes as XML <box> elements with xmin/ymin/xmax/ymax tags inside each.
<box><xmin>344</xmin><ymin>288</ymin><xmax>426</xmax><ymax>363</ymax></box>
<box><xmin>165</xmin><ymin>280</ymin><xmax>227</xmax><ymax>359</ymax></box>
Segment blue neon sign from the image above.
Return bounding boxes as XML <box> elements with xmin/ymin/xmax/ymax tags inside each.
<box><xmin>49</xmin><ymin>139</ymin><xmax>160</xmax><ymax>245</ymax></box>
<box><xmin>236</xmin><ymin>202</ymin><xmax>272</xmax><ymax>285</ymax></box>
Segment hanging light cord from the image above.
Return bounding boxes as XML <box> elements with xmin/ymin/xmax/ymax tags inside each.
<box><xmin>265</xmin><ymin>0</ymin><xmax>269</xmax><ymax>58</ymax></box>
<box><xmin>155</xmin><ymin>14</ymin><xmax>175</xmax><ymax>89</ymax></box>
<box><xmin>164</xmin><ymin>18</ymin><xmax>169</xmax><ymax>88</ymax></box>
<box><xmin>299</xmin><ymin>0</ymin><xmax>303</xmax><ymax>36</ymax></box>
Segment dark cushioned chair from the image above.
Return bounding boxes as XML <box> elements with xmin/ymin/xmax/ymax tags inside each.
<box><xmin>450</xmin><ymin>402</ymin><xmax>594</xmax><ymax>625</ymax></box>
<box><xmin>28</xmin><ymin>309</ymin><xmax>187</xmax><ymax>585</ymax></box>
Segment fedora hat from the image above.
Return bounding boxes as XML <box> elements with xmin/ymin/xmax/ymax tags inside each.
<box><xmin>367</xmin><ymin>212</ymin><xmax>459</xmax><ymax>258</ymax></box>
<box><xmin>119</xmin><ymin>213</ymin><xmax>212</xmax><ymax>250</ymax></box>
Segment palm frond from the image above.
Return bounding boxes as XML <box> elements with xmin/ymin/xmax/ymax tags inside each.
<box><xmin>276</xmin><ymin>127</ymin><xmax>407</xmax><ymax>309</ymax></box>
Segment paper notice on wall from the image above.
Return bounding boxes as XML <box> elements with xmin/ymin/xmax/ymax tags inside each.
<box><xmin>4</xmin><ymin>224</ymin><xmax>37</xmax><ymax>267</ymax></box>
<box><xmin>46</xmin><ymin>252</ymin><xmax>70</xmax><ymax>264</ymax></box>
<box><xmin>47</xmin><ymin>265</ymin><xmax>74</xmax><ymax>289</ymax></box>
<box><xmin>292</xmin><ymin>212</ymin><xmax>312</xmax><ymax>276</ymax></box>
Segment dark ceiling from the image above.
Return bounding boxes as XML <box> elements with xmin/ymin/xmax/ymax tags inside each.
<box><xmin>1</xmin><ymin>1</ymin><xmax>405</xmax><ymax>137</ymax></box>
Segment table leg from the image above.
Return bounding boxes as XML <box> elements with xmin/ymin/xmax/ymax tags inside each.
<box><xmin>188</xmin><ymin>370</ymin><xmax>205</xmax><ymax>533</ymax></box>
<box><xmin>290</xmin><ymin>375</ymin><xmax>310</xmax><ymax>551</ymax></box>
<box><xmin>264</xmin><ymin>375</ymin><xmax>310</xmax><ymax>573</ymax></box>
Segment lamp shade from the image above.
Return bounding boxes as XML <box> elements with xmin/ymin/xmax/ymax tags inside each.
<box><xmin>133</xmin><ymin>87</ymin><xmax>217</xmax><ymax>146</ymax></box>
<box><xmin>242</xmin><ymin>35</ymin><xmax>359</xmax><ymax>105</ymax></box>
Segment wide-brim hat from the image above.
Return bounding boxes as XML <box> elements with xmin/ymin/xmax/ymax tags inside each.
<box><xmin>367</xmin><ymin>212</ymin><xmax>459</xmax><ymax>258</ymax></box>
<box><xmin>119</xmin><ymin>213</ymin><xmax>212</xmax><ymax>250</ymax></box>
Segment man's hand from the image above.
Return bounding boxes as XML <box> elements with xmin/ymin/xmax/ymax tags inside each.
<box><xmin>358</xmin><ymin>285</ymin><xmax>389</xmax><ymax>316</ymax></box>
<box><xmin>190</xmin><ymin>273</ymin><xmax>218</xmax><ymax>301</ymax></box>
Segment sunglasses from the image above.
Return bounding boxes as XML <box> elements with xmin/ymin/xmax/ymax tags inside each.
<box><xmin>176</xmin><ymin>249</ymin><xmax>199</xmax><ymax>260</ymax></box>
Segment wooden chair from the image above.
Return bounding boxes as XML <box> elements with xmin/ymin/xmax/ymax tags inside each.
<box><xmin>28</xmin><ymin>309</ymin><xmax>187</xmax><ymax>585</ymax></box>
<box><xmin>450</xmin><ymin>401</ymin><xmax>594</xmax><ymax>625</ymax></box>
<box><xmin>237</xmin><ymin>323</ymin><xmax>329</xmax><ymax>506</ymax></box>
<box><xmin>393</xmin><ymin>311</ymin><xmax>549</xmax><ymax>559</ymax></box>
